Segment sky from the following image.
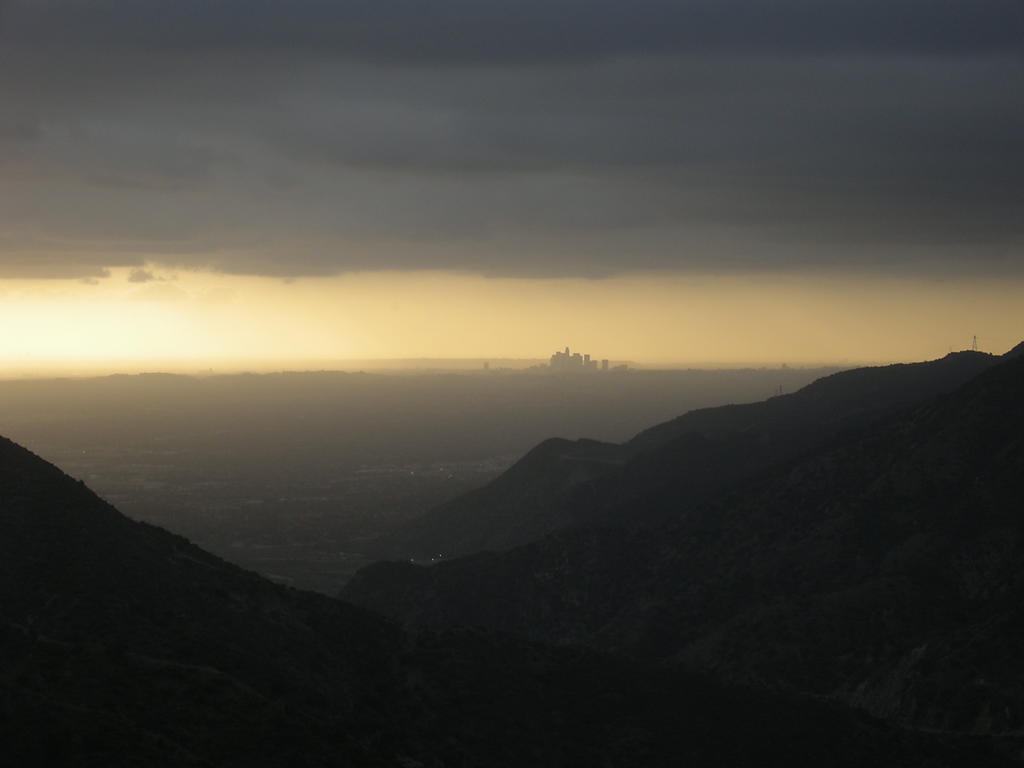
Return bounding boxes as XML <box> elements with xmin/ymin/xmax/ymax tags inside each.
<box><xmin>1</xmin><ymin>1</ymin><xmax>1022</xmax><ymax>370</ymax></box>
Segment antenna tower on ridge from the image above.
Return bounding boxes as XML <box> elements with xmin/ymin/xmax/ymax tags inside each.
<box><xmin>972</xmin><ymin>335</ymin><xmax>978</xmax><ymax>352</ymax></box>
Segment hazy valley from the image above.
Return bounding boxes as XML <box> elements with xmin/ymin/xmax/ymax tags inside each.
<box><xmin>0</xmin><ymin>365</ymin><xmax>831</xmax><ymax>592</ymax></box>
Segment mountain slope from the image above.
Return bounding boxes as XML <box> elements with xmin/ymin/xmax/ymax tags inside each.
<box><xmin>4</xmin><ymin>435</ymin><xmax>997</xmax><ymax>766</ymax></box>
<box><xmin>0</xmin><ymin>434</ymin><xmax>415</xmax><ymax>765</ymax></box>
<box><xmin>379</xmin><ymin>350</ymin><xmax>999</xmax><ymax>558</ymax></box>
<box><xmin>379</xmin><ymin>437</ymin><xmax>625</xmax><ymax>559</ymax></box>
<box><xmin>345</xmin><ymin>351</ymin><xmax>1024</xmax><ymax>755</ymax></box>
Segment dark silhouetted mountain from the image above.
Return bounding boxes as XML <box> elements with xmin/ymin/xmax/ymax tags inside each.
<box><xmin>0</xmin><ymin>435</ymin><xmax>414</xmax><ymax>766</ymax></box>
<box><xmin>345</xmin><ymin>351</ymin><xmax>1024</xmax><ymax>758</ymax></box>
<box><xmin>380</xmin><ymin>437</ymin><xmax>624</xmax><ymax>559</ymax></box>
<box><xmin>378</xmin><ymin>350</ymin><xmax>999</xmax><ymax>559</ymax></box>
<box><xmin>1004</xmin><ymin>340</ymin><xmax>1024</xmax><ymax>359</ymax></box>
<box><xmin>4</xmin><ymin>435</ymin><xmax>996</xmax><ymax>766</ymax></box>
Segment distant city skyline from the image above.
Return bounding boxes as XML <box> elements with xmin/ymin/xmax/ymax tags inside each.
<box><xmin>549</xmin><ymin>346</ymin><xmax>617</xmax><ymax>372</ymax></box>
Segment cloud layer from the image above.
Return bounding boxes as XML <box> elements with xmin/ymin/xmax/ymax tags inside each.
<box><xmin>1</xmin><ymin>0</ymin><xmax>1021</xmax><ymax>278</ymax></box>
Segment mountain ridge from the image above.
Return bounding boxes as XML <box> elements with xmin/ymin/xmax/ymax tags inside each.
<box><xmin>377</xmin><ymin>349</ymin><xmax>1002</xmax><ymax>559</ymax></box>
<box><xmin>345</xmin><ymin>348</ymin><xmax>1024</xmax><ymax>757</ymax></box>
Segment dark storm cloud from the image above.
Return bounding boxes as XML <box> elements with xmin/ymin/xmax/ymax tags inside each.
<box><xmin>6</xmin><ymin>0</ymin><xmax>1021</xmax><ymax>61</ymax></box>
<box><xmin>0</xmin><ymin>0</ymin><xmax>1021</xmax><ymax>278</ymax></box>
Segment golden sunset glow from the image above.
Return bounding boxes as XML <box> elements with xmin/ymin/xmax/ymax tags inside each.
<box><xmin>1</xmin><ymin>268</ymin><xmax>1021</xmax><ymax>376</ymax></box>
